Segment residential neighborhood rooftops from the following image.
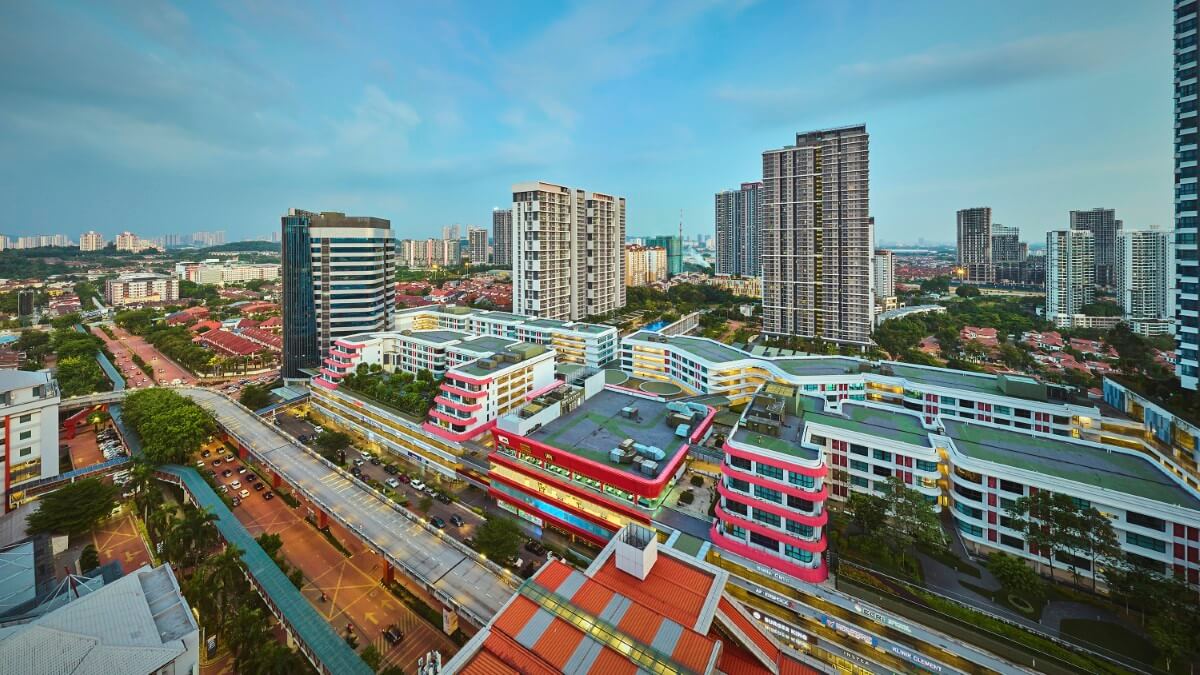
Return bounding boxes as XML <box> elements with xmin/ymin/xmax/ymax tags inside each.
<box><xmin>943</xmin><ymin>419</ymin><xmax>1200</xmax><ymax>510</ymax></box>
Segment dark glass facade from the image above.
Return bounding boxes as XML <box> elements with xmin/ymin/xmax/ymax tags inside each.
<box><xmin>1178</xmin><ymin>1</ymin><xmax>1199</xmax><ymax>389</ymax></box>
<box><xmin>282</xmin><ymin>213</ymin><xmax>318</xmax><ymax>379</ymax></box>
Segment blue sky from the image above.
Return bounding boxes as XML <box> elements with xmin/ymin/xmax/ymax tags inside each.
<box><xmin>0</xmin><ymin>1</ymin><xmax>1174</xmax><ymax>244</ymax></box>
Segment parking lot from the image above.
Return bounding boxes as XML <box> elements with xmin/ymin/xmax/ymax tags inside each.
<box><xmin>91</xmin><ymin>510</ymin><xmax>153</xmax><ymax>574</ymax></box>
<box><xmin>194</xmin><ymin>440</ymin><xmax>458</xmax><ymax>671</ymax></box>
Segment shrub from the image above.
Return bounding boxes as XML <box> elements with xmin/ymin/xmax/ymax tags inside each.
<box><xmin>678</xmin><ymin>490</ymin><xmax>695</xmax><ymax>505</ymax></box>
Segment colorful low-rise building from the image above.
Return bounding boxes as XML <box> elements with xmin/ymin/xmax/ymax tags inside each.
<box><xmin>490</xmin><ymin>375</ymin><xmax>715</xmax><ymax>544</ymax></box>
<box><xmin>443</xmin><ymin>523</ymin><xmax>821</xmax><ymax>675</ymax></box>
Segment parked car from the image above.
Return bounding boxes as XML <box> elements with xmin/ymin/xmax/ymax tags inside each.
<box><xmin>430</xmin><ymin>517</ymin><xmax>446</xmax><ymax>529</ymax></box>
<box><xmin>222</xmin><ymin>469</ymin><xmax>233</xmax><ymax>477</ymax></box>
<box><xmin>398</xmin><ymin>474</ymin><xmax>411</xmax><ymax>484</ymax></box>
<box><xmin>383</xmin><ymin>464</ymin><xmax>398</xmax><ymax>475</ymax></box>
<box><xmin>196</xmin><ymin>460</ymin><xmax>206</xmax><ymax>468</ymax></box>
<box><xmin>383</xmin><ymin>625</ymin><xmax>405</xmax><ymax>644</ymax></box>
<box><xmin>524</xmin><ymin>540</ymin><xmax>547</xmax><ymax>556</ymax></box>
<box><xmin>239</xmin><ymin>489</ymin><xmax>250</xmax><ymax>498</ymax></box>
<box><xmin>369</xmin><ymin>456</ymin><xmax>380</xmax><ymax>466</ymax></box>
<box><xmin>410</xmin><ymin>480</ymin><xmax>426</xmax><ymax>491</ymax></box>
<box><xmin>201</xmin><ymin>449</ymin><xmax>211</xmax><ymax>458</ymax></box>
<box><xmin>385</xmin><ymin>477</ymin><xmax>400</xmax><ymax>488</ymax></box>
<box><xmin>212</xmin><ymin>459</ymin><xmax>222</xmax><ymax>466</ymax></box>
<box><xmin>264</xmin><ymin>491</ymin><xmax>274</xmax><ymax>501</ymax></box>
<box><xmin>237</xmin><ymin>467</ymin><xmax>247</xmax><ymax>474</ymax></box>
<box><xmin>218</xmin><ymin>485</ymin><xmax>229</xmax><ymax>493</ymax></box>
<box><xmin>450</xmin><ymin>515</ymin><xmax>465</xmax><ymax>527</ymax></box>
<box><xmin>435</xmin><ymin>492</ymin><xmax>452</xmax><ymax>504</ymax></box>
<box><xmin>359</xmin><ymin>450</ymin><xmax>371</xmax><ymax>460</ymax></box>
<box><xmin>254</xmin><ymin>482</ymin><xmax>266</xmax><ymax>491</ymax></box>
<box><xmin>231</xmin><ymin>497</ymin><xmax>241</xmax><ymax>507</ymax></box>
<box><xmin>230</xmin><ymin>480</ymin><xmax>242</xmax><ymax>490</ymax></box>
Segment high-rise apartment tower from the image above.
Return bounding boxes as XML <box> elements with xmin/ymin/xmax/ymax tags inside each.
<box><xmin>714</xmin><ymin>182</ymin><xmax>764</xmax><ymax>277</ymax></box>
<box><xmin>1070</xmin><ymin>208</ymin><xmax>1122</xmax><ymax>287</ymax></box>
<box><xmin>762</xmin><ymin>126</ymin><xmax>872</xmax><ymax>343</ymax></box>
<box><xmin>1045</xmin><ymin>229</ymin><xmax>1095</xmax><ymax>327</ymax></box>
<box><xmin>492</xmin><ymin>208</ymin><xmax>513</xmax><ymax>267</ymax></box>
<box><xmin>512</xmin><ymin>181</ymin><xmax>626</xmax><ymax>321</ymax></box>
<box><xmin>956</xmin><ymin>208</ymin><xmax>994</xmax><ymax>284</ymax></box>
<box><xmin>1176</xmin><ymin>1</ymin><xmax>1198</xmax><ymax>389</ymax></box>
<box><xmin>1118</xmin><ymin>227</ymin><xmax>1175</xmax><ymax>336</ymax></box>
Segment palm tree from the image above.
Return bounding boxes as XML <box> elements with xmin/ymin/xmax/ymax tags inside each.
<box><xmin>243</xmin><ymin>640</ymin><xmax>308</xmax><ymax>675</ymax></box>
<box><xmin>224</xmin><ymin>605</ymin><xmax>269</xmax><ymax>671</ymax></box>
<box><xmin>147</xmin><ymin>503</ymin><xmax>175</xmax><ymax>542</ymax></box>
<box><xmin>165</xmin><ymin>505</ymin><xmax>218</xmax><ymax>569</ymax></box>
<box><xmin>203</xmin><ymin>545</ymin><xmax>248</xmax><ymax>636</ymax></box>
<box><xmin>129</xmin><ymin>461</ymin><xmax>163</xmax><ymax>521</ymax></box>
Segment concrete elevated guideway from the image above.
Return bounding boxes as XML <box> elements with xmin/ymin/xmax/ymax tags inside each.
<box><xmin>62</xmin><ymin>387</ymin><xmax>516</xmax><ymax>626</ymax></box>
<box><xmin>179</xmin><ymin>388</ymin><xmax>515</xmax><ymax>626</ymax></box>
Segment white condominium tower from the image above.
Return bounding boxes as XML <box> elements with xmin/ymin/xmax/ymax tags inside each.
<box><xmin>467</xmin><ymin>227</ymin><xmax>489</xmax><ymax>265</ymax></box>
<box><xmin>1118</xmin><ymin>227</ymin><xmax>1175</xmax><ymax>335</ymax></box>
<box><xmin>1045</xmin><ymin>229</ymin><xmax>1095</xmax><ymax>327</ymax></box>
<box><xmin>714</xmin><ymin>181</ymin><xmax>764</xmax><ymax>277</ymax></box>
<box><xmin>492</xmin><ymin>208</ymin><xmax>513</xmax><ymax>267</ymax></box>
<box><xmin>872</xmin><ymin>249</ymin><xmax>895</xmax><ymax>301</ymax></box>
<box><xmin>761</xmin><ymin>125</ymin><xmax>872</xmax><ymax>343</ymax></box>
<box><xmin>512</xmin><ymin>181</ymin><xmax>626</xmax><ymax>321</ymax></box>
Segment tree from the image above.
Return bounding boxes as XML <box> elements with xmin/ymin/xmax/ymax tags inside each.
<box><xmin>845</xmin><ymin>492</ymin><xmax>888</xmax><ymax>539</ymax></box>
<box><xmin>256</xmin><ymin>532</ymin><xmax>284</xmax><ymax>560</ymax></box>
<box><xmin>79</xmin><ymin>544</ymin><xmax>100</xmax><ymax>572</ymax></box>
<box><xmin>26</xmin><ymin>478</ymin><xmax>118</xmax><ymax>538</ymax></box>
<box><xmin>474</xmin><ymin>516</ymin><xmax>523</xmax><ymax>563</ymax></box>
<box><xmin>955</xmin><ymin>284</ymin><xmax>981</xmax><ymax>298</ymax></box>
<box><xmin>1073</xmin><ymin>507</ymin><xmax>1123</xmax><ymax>592</ymax></box>
<box><xmin>239</xmin><ymin>384</ymin><xmax>274</xmax><ymax>411</ymax></box>
<box><xmin>163</xmin><ymin>504</ymin><xmax>219</xmax><ymax>569</ymax></box>
<box><xmin>243</xmin><ymin>639</ymin><xmax>309</xmax><ymax>675</ymax></box>
<box><xmin>1005</xmin><ymin>491</ymin><xmax>1076</xmax><ymax>575</ymax></box>
<box><xmin>224</xmin><ymin>605</ymin><xmax>270</xmax><ymax>672</ymax></box>
<box><xmin>123</xmin><ymin>388</ymin><xmax>217</xmax><ymax>465</ymax></box>
<box><xmin>128</xmin><ymin>461</ymin><xmax>163</xmax><ymax>521</ymax></box>
<box><xmin>987</xmin><ymin>552</ymin><xmax>1043</xmax><ymax>600</ymax></box>
<box><xmin>361</xmin><ymin>644</ymin><xmax>383</xmax><ymax>671</ymax></box>
<box><xmin>316</xmin><ymin>430</ymin><xmax>353</xmax><ymax>453</ymax></box>
<box><xmin>881</xmin><ymin>476</ymin><xmax>944</xmax><ymax>559</ymax></box>
<box><xmin>418</xmin><ymin>496</ymin><xmax>433</xmax><ymax>514</ymax></box>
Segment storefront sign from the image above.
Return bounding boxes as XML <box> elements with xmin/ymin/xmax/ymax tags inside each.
<box><xmin>853</xmin><ymin>602</ymin><xmax>912</xmax><ymax>634</ymax></box>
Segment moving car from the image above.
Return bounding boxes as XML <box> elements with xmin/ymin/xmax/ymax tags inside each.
<box><xmin>383</xmin><ymin>625</ymin><xmax>405</xmax><ymax>644</ymax></box>
<box><xmin>450</xmin><ymin>515</ymin><xmax>465</xmax><ymax>527</ymax></box>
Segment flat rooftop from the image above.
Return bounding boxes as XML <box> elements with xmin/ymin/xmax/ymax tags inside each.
<box><xmin>803</xmin><ymin>397</ymin><xmax>933</xmax><ymax>448</ymax></box>
<box><xmin>408</xmin><ymin>329</ymin><xmax>470</xmax><ymax>345</ymax></box>
<box><xmin>455</xmin><ymin>334</ymin><xmax>520</xmax><ymax>355</ymax></box>
<box><xmin>771</xmin><ymin>356</ymin><xmax>862</xmax><ymax>377</ymax></box>
<box><xmin>529</xmin><ymin>389</ymin><xmax>690</xmax><ymax>477</ymax></box>
<box><xmin>884</xmin><ymin>362</ymin><xmax>1016</xmax><ymax>398</ymax></box>
<box><xmin>943</xmin><ymin>419</ymin><xmax>1200</xmax><ymax>510</ymax></box>
<box><xmin>731</xmin><ymin>393</ymin><xmax>817</xmax><ymax>461</ymax></box>
<box><xmin>630</xmin><ymin>333</ymin><xmax>749</xmax><ymax>363</ymax></box>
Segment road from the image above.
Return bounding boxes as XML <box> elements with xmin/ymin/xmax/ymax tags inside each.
<box><xmin>93</xmin><ymin>323</ymin><xmax>196</xmax><ymax>387</ymax></box>
<box><xmin>179</xmin><ymin>388</ymin><xmax>515</xmax><ymax>624</ymax></box>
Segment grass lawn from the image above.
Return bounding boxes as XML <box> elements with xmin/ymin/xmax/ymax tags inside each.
<box><xmin>1059</xmin><ymin>618</ymin><xmax>1157</xmax><ymax>668</ymax></box>
<box><xmin>960</xmin><ymin>579</ymin><xmax>1045</xmax><ymax>621</ymax></box>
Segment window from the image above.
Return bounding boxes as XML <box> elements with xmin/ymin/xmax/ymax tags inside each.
<box><xmin>728</xmin><ymin>455</ymin><xmax>751</xmax><ymax>471</ymax></box>
<box><xmin>784</xmin><ymin>545</ymin><xmax>814</xmax><ymax>562</ymax></box>
<box><xmin>787</xmin><ymin>495</ymin><xmax>814</xmax><ymax>512</ymax></box>
<box><xmin>954</xmin><ymin>502</ymin><xmax>982</xmax><ymax>519</ymax></box>
<box><xmin>724</xmin><ymin>499</ymin><xmax>748</xmax><ymax>516</ymax></box>
<box><xmin>957</xmin><ymin>520</ymin><xmax>983</xmax><ymax>537</ymax></box>
<box><xmin>726</xmin><ymin>477</ymin><xmax>750</xmax><ymax>493</ymax></box>
<box><xmin>809</xmin><ymin>434</ymin><xmax>826</xmax><ymax>446</ymax></box>
<box><xmin>1055</xmin><ymin>551</ymin><xmax>1092</xmax><ymax>571</ymax></box>
<box><xmin>850</xmin><ymin>460</ymin><xmax>868</xmax><ymax>472</ymax></box>
<box><xmin>953</xmin><ymin>466</ymin><xmax>982</xmax><ymax>483</ymax></box>
<box><xmin>18</xmin><ymin>430</ymin><xmax>31</xmax><ymax>440</ymax></box>
<box><xmin>1126</xmin><ymin>532</ymin><xmax>1167</xmax><ymax>553</ymax></box>
<box><xmin>872</xmin><ymin>466</ymin><xmax>891</xmax><ymax>478</ymax></box>
<box><xmin>915</xmin><ymin>459</ymin><xmax>938</xmax><ymax>472</ymax></box>
<box><xmin>753</xmin><ymin>484</ymin><xmax>782</xmax><ymax>504</ymax></box>
<box><xmin>1000</xmin><ymin>534</ymin><xmax>1024</xmax><ymax>550</ymax></box>
<box><xmin>18</xmin><ymin>414</ymin><xmax>31</xmax><ymax>423</ymax></box>
<box><xmin>849</xmin><ymin>444</ymin><xmax>868</xmax><ymax>457</ymax></box>
<box><xmin>1070</xmin><ymin>497</ymin><xmax>1091</xmax><ymax>510</ymax></box>
<box><xmin>753</xmin><ymin>509</ymin><xmax>781</xmax><ymax>527</ymax></box>
<box><xmin>18</xmin><ymin>447</ymin><xmax>31</xmax><ymax>457</ymax></box>
<box><xmin>872</xmin><ymin>449</ymin><xmax>892</xmax><ymax>462</ymax></box>
<box><xmin>749</xmin><ymin>531</ymin><xmax>779</xmax><ymax>551</ymax></box>
<box><xmin>1126</xmin><ymin>552</ymin><xmax>1166</xmax><ymax>574</ymax></box>
<box><xmin>851</xmin><ymin>476</ymin><xmax>870</xmax><ymax>489</ymax></box>
<box><xmin>724</xmin><ymin>523</ymin><xmax>746</xmax><ymax>539</ymax></box>
<box><xmin>999</xmin><ymin>479</ymin><xmax>1023</xmax><ymax>494</ymax></box>
<box><xmin>1126</xmin><ymin>511</ymin><xmax>1166</xmax><ymax>532</ymax></box>
<box><xmin>954</xmin><ymin>483</ymin><xmax>983</xmax><ymax>502</ymax></box>
<box><xmin>788</xmin><ymin>472</ymin><xmax>815</xmax><ymax>488</ymax></box>
<box><xmin>787</xmin><ymin>520</ymin><xmax>814</xmax><ymax>538</ymax></box>
<box><xmin>756</xmin><ymin>463</ymin><xmax>784</xmax><ymax>480</ymax></box>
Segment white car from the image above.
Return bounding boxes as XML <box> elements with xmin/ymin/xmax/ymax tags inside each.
<box><xmin>385</xmin><ymin>477</ymin><xmax>400</xmax><ymax>488</ymax></box>
<box><xmin>230</xmin><ymin>480</ymin><xmax>242</xmax><ymax>490</ymax></box>
<box><xmin>360</xmin><ymin>451</ymin><xmax>372</xmax><ymax>460</ymax></box>
<box><xmin>239</xmin><ymin>489</ymin><xmax>250</xmax><ymax>498</ymax></box>
<box><xmin>410</xmin><ymin>480</ymin><xmax>426</xmax><ymax>491</ymax></box>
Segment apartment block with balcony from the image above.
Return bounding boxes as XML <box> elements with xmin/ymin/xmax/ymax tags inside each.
<box><xmin>2</xmin><ymin>371</ymin><xmax>61</xmax><ymax>512</ymax></box>
<box><xmin>490</xmin><ymin>374</ymin><xmax>714</xmax><ymax>545</ymax></box>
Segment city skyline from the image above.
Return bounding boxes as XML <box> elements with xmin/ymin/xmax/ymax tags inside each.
<box><xmin>0</xmin><ymin>1</ymin><xmax>1172</xmax><ymax>243</ymax></box>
